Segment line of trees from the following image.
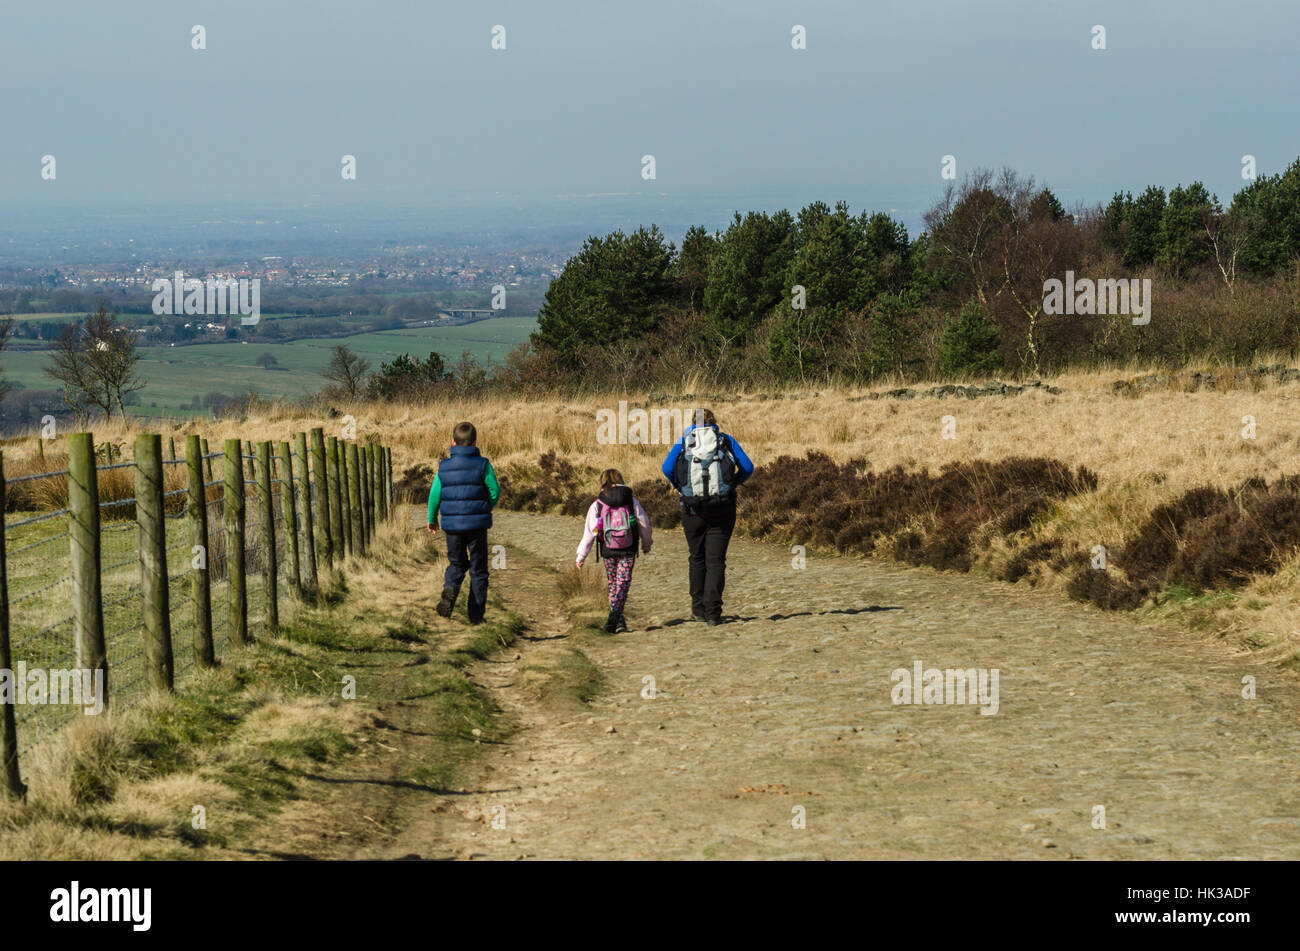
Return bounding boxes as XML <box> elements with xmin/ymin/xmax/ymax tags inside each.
<box><xmin>320</xmin><ymin>344</ymin><xmax>493</xmax><ymax>401</ymax></box>
<box><xmin>530</xmin><ymin>157</ymin><xmax>1300</xmax><ymax>385</ymax></box>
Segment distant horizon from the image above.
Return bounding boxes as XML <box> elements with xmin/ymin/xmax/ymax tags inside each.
<box><xmin>1</xmin><ymin>158</ymin><xmax>1288</xmax><ymax>253</ymax></box>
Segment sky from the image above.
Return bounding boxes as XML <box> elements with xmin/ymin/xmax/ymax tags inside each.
<box><xmin>0</xmin><ymin>0</ymin><xmax>1297</xmax><ymax>233</ymax></box>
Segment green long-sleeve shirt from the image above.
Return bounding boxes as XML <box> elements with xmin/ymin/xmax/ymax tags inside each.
<box><xmin>427</xmin><ymin>460</ymin><xmax>500</xmax><ymax>524</ymax></box>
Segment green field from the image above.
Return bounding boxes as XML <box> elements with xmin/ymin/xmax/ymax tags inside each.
<box><xmin>2</xmin><ymin>316</ymin><xmax>537</xmax><ymax>416</ymax></box>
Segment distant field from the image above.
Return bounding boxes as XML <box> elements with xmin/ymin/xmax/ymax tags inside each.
<box><xmin>1</xmin><ymin>316</ymin><xmax>537</xmax><ymax>416</ymax></box>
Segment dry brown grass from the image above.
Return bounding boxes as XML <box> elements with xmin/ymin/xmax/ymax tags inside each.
<box><xmin>9</xmin><ymin>366</ymin><xmax>1298</xmax><ymax>548</ymax></box>
<box><xmin>0</xmin><ymin>623</ymin><xmax>375</xmax><ymax>860</ymax></box>
<box><xmin>0</xmin><ymin>377</ymin><xmax>1287</xmax><ymax>535</ymax></box>
<box><xmin>7</xmin><ymin>362</ymin><xmax>1300</xmax><ymax>657</ymax></box>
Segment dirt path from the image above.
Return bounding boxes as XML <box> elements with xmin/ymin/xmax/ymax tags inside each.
<box><xmin>352</xmin><ymin>510</ymin><xmax>1300</xmax><ymax>860</ymax></box>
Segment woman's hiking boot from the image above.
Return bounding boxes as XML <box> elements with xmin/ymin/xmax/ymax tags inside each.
<box><xmin>614</xmin><ymin>610</ymin><xmax>628</xmax><ymax>633</ymax></box>
<box><xmin>436</xmin><ymin>586</ymin><xmax>457</xmax><ymax>618</ymax></box>
<box><xmin>706</xmin><ymin>615</ymin><xmax>723</xmax><ymax>627</ymax></box>
<box><xmin>604</xmin><ymin>609</ymin><xmax>619</xmax><ymax>633</ymax></box>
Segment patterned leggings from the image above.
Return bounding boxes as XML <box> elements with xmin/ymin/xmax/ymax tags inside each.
<box><xmin>603</xmin><ymin>554</ymin><xmax>635</xmax><ymax>612</ymax></box>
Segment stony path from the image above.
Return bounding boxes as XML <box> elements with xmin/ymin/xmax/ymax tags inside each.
<box><xmin>411</xmin><ymin>511</ymin><xmax>1300</xmax><ymax>860</ymax></box>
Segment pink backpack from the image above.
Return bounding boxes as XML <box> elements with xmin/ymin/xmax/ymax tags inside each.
<box><xmin>596</xmin><ymin>495</ymin><xmax>639</xmax><ymax>558</ymax></box>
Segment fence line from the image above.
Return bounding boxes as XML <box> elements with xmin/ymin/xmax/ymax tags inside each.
<box><xmin>0</xmin><ymin>427</ymin><xmax>394</xmax><ymax>799</ymax></box>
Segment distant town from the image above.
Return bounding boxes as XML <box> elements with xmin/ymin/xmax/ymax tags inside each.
<box><xmin>0</xmin><ymin>210</ymin><xmax>581</xmax><ymax>429</ymax></box>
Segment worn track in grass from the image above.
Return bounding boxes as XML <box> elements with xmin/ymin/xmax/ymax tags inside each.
<box><xmin>360</xmin><ymin>511</ymin><xmax>1300</xmax><ymax>860</ymax></box>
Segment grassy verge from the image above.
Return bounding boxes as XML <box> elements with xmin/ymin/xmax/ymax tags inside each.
<box><xmin>0</xmin><ymin>518</ymin><xmax>523</xmax><ymax>860</ymax></box>
<box><xmin>501</xmin><ymin>557</ymin><xmax>606</xmax><ymax>712</ymax></box>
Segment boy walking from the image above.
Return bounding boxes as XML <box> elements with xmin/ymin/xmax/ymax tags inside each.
<box><xmin>427</xmin><ymin>421</ymin><xmax>500</xmax><ymax>624</ymax></box>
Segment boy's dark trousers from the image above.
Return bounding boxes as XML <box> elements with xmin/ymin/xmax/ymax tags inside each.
<box><xmin>681</xmin><ymin>499</ymin><xmax>736</xmax><ymax>620</ymax></box>
<box><xmin>443</xmin><ymin>529</ymin><xmax>489</xmax><ymax>622</ymax></box>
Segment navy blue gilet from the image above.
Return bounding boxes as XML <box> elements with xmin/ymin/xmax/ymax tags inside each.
<box><xmin>438</xmin><ymin>445</ymin><xmax>492</xmax><ymax>532</ymax></box>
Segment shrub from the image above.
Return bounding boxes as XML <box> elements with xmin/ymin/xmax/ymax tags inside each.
<box><xmin>938</xmin><ymin>301</ymin><xmax>1001</xmax><ymax>377</ymax></box>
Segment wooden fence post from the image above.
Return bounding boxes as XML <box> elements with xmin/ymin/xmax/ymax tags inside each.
<box><xmin>357</xmin><ymin>446</ymin><xmax>368</xmax><ymax>546</ymax></box>
<box><xmin>68</xmin><ymin>433</ymin><xmax>108</xmax><ymax>708</ymax></box>
<box><xmin>370</xmin><ymin>445</ymin><xmax>382</xmax><ymax>525</ymax></box>
<box><xmin>366</xmin><ymin>445</ymin><xmax>376</xmax><ymax>541</ymax></box>
<box><xmin>372</xmin><ymin>446</ymin><xmax>383</xmax><ymax>524</ymax></box>
<box><xmin>339</xmin><ymin>438</ymin><xmax>353</xmax><ymax>557</ymax></box>
<box><xmin>225</xmin><ymin>438</ymin><xmax>249</xmax><ymax>646</ymax></box>
<box><xmin>347</xmin><ymin>442</ymin><xmax>365</xmax><ymax>556</ymax></box>
<box><xmin>363</xmin><ymin>444</ymin><xmax>373</xmax><ymax>542</ymax></box>
<box><xmin>336</xmin><ymin>441</ymin><xmax>348</xmax><ymax>558</ymax></box>
<box><xmin>294</xmin><ymin>432</ymin><xmax>318</xmax><ymax>596</ymax></box>
<box><xmin>135</xmin><ymin>433</ymin><xmax>174</xmax><ymax>691</ymax></box>
<box><xmin>0</xmin><ymin>453</ymin><xmax>27</xmax><ymax>799</ymax></box>
<box><xmin>355</xmin><ymin>444</ymin><xmax>367</xmax><ymax>549</ymax></box>
<box><xmin>202</xmin><ymin>437</ymin><xmax>213</xmax><ymax>481</ymax></box>
<box><xmin>366</xmin><ymin>445</ymin><xmax>376</xmax><ymax>539</ymax></box>
<box><xmin>384</xmin><ymin>446</ymin><xmax>393</xmax><ymax>521</ymax></box>
<box><xmin>310</xmin><ymin>428</ymin><xmax>331</xmax><ymax>569</ymax></box>
<box><xmin>277</xmin><ymin>441</ymin><xmax>301</xmax><ymax>599</ymax></box>
<box><xmin>352</xmin><ymin>444</ymin><xmax>363</xmax><ymax>549</ymax></box>
<box><xmin>255</xmin><ymin>441</ymin><xmax>278</xmax><ymax>635</ymax></box>
<box><xmin>327</xmin><ymin>436</ymin><xmax>344</xmax><ymax>560</ymax></box>
<box><xmin>185</xmin><ymin>435</ymin><xmax>214</xmax><ymax>668</ymax></box>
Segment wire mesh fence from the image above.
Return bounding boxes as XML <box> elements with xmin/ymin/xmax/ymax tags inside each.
<box><xmin>0</xmin><ymin>429</ymin><xmax>394</xmax><ymax>790</ymax></box>
<box><xmin>4</xmin><ymin>500</ymin><xmax>76</xmax><ymax>751</ymax></box>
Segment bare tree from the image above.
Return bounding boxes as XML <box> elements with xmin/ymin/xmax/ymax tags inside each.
<box><xmin>1201</xmin><ymin>201</ymin><xmax>1247</xmax><ymax>296</ymax></box>
<box><xmin>44</xmin><ymin>306</ymin><xmax>144</xmax><ymax>420</ymax></box>
<box><xmin>923</xmin><ymin>168</ymin><xmax>1013</xmax><ymax>309</ymax></box>
<box><xmin>928</xmin><ymin>168</ymin><xmax>1087</xmax><ymax>375</ymax></box>
<box><xmin>323</xmin><ymin>345</ymin><xmax>371</xmax><ymax>397</ymax></box>
<box><xmin>993</xmin><ymin>175</ymin><xmax>1083</xmax><ymax>375</ymax></box>
<box><xmin>88</xmin><ymin>309</ymin><xmax>145</xmax><ymax>417</ymax></box>
<box><xmin>47</xmin><ymin>324</ymin><xmax>109</xmax><ymax>421</ymax></box>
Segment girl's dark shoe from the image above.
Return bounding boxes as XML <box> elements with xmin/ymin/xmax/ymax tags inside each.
<box><xmin>706</xmin><ymin>616</ymin><xmax>723</xmax><ymax>627</ymax></box>
<box><xmin>436</xmin><ymin>587</ymin><xmax>457</xmax><ymax>618</ymax></box>
<box><xmin>604</xmin><ymin>609</ymin><xmax>619</xmax><ymax>633</ymax></box>
<box><xmin>614</xmin><ymin>611</ymin><xmax>628</xmax><ymax>633</ymax></box>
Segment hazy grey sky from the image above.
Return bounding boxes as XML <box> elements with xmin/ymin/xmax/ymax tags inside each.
<box><xmin>1</xmin><ymin>0</ymin><xmax>1296</xmax><ymax>217</ymax></box>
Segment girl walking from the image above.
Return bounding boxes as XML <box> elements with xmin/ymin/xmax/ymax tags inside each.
<box><xmin>576</xmin><ymin>469</ymin><xmax>653</xmax><ymax>632</ymax></box>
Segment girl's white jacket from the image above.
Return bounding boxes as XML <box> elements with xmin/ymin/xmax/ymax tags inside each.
<box><xmin>576</xmin><ymin>487</ymin><xmax>653</xmax><ymax>563</ymax></box>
